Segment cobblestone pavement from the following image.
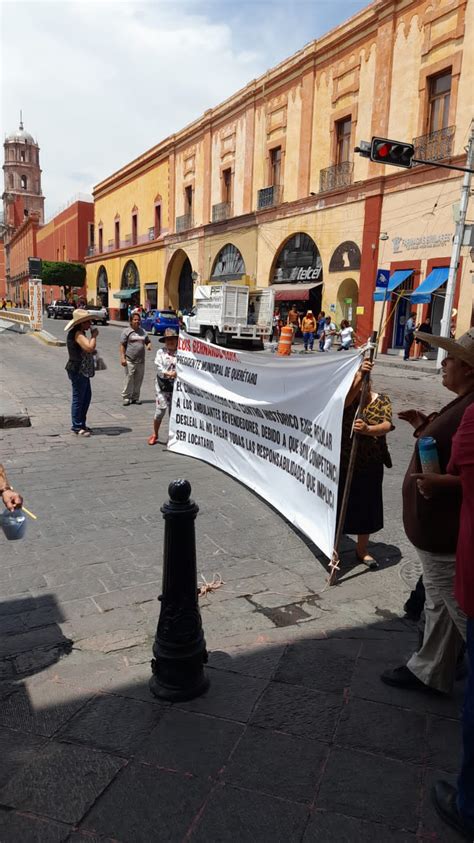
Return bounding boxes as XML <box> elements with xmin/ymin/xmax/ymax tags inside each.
<box><xmin>0</xmin><ymin>325</ymin><xmax>463</xmax><ymax>841</ymax></box>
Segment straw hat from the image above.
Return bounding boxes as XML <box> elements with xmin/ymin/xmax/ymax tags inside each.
<box><xmin>159</xmin><ymin>328</ymin><xmax>179</xmax><ymax>343</ymax></box>
<box><xmin>414</xmin><ymin>328</ymin><xmax>474</xmax><ymax>368</ymax></box>
<box><xmin>64</xmin><ymin>309</ymin><xmax>92</xmax><ymax>332</ymax></box>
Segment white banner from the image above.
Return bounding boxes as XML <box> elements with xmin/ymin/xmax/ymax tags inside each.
<box><xmin>168</xmin><ymin>334</ymin><xmax>363</xmax><ymax>558</ymax></box>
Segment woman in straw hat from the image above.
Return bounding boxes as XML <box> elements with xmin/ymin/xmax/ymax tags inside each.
<box><xmin>64</xmin><ymin>309</ymin><xmax>98</xmax><ymax>437</ymax></box>
<box><xmin>381</xmin><ymin>329</ymin><xmax>474</xmax><ymax>697</ymax></box>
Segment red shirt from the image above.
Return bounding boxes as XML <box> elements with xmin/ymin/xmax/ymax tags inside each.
<box><xmin>448</xmin><ymin>403</ymin><xmax>474</xmax><ymax>618</ymax></box>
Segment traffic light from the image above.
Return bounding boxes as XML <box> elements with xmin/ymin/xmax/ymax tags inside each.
<box><xmin>370</xmin><ymin>137</ymin><xmax>415</xmax><ymax>169</ymax></box>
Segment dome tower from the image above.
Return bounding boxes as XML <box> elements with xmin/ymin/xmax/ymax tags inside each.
<box><xmin>2</xmin><ymin>113</ymin><xmax>45</xmax><ymax>232</ymax></box>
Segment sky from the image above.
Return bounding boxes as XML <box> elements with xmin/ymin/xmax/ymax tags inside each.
<box><xmin>1</xmin><ymin>0</ymin><xmax>369</xmax><ymax>218</ymax></box>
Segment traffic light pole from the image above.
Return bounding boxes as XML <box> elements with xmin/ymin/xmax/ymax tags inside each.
<box><xmin>435</xmin><ymin>123</ymin><xmax>474</xmax><ymax>369</ymax></box>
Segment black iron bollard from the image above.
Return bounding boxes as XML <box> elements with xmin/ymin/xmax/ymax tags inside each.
<box><xmin>149</xmin><ymin>479</ymin><xmax>209</xmax><ymax>701</ymax></box>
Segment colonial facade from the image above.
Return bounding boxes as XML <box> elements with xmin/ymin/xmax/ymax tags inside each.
<box><xmin>86</xmin><ymin>0</ymin><xmax>473</xmax><ymax>346</ymax></box>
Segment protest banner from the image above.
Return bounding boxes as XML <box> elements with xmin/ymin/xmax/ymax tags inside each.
<box><xmin>168</xmin><ymin>334</ymin><xmax>363</xmax><ymax>559</ymax></box>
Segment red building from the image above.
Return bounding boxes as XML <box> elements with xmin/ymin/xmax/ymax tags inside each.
<box><xmin>37</xmin><ymin>199</ymin><xmax>93</xmax><ymax>303</ymax></box>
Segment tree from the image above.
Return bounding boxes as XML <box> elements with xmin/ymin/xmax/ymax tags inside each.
<box><xmin>41</xmin><ymin>261</ymin><xmax>86</xmax><ymax>299</ymax></box>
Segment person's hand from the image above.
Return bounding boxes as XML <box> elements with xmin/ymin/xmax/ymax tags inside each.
<box><xmin>2</xmin><ymin>489</ymin><xmax>23</xmax><ymax>511</ymax></box>
<box><xmin>168</xmin><ymin>371</ymin><xmax>177</xmax><ymax>379</ymax></box>
<box><xmin>360</xmin><ymin>360</ymin><xmax>373</xmax><ymax>375</ymax></box>
<box><xmin>121</xmin><ymin>359</ymin><xmax>127</xmax><ymax>368</ymax></box>
<box><xmin>354</xmin><ymin>419</ymin><xmax>370</xmax><ymax>435</ymax></box>
<box><xmin>398</xmin><ymin>409</ymin><xmax>427</xmax><ymax>428</ymax></box>
<box><xmin>411</xmin><ymin>473</ymin><xmax>441</xmax><ymax>499</ymax></box>
<box><xmin>91</xmin><ymin>327</ymin><xmax>99</xmax><ymax>338</ymax></box>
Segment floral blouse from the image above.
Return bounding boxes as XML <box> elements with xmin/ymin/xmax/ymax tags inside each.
<box><xmin>340</xmin><ymin>392</ymin><xmax>393</xmax><ymax>472</ymax></box>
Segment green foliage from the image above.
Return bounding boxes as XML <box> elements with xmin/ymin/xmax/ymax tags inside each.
<box><xmin>41</xmin><ymin>261</ymin><xmax>86</xmax><ymax>289</ymax></box>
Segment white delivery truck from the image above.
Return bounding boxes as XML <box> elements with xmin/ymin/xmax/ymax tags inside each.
<box><xmin>182</xmin><ymin>284</ymin><xmax>275</xmax><ymax>348</ymax></box>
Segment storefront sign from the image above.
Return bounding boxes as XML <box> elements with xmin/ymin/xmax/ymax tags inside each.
<box><xmin>168</xmin><ymin>333</ymin><xmax>362</xmax><ymax>558</ymax></box>
<box><xmin>274</xmin><ymin>266</ymin><xmax>322</xmax><ymax>282</ymax></box>
<box><xmin>28</xmin><ymin>279</ymin><xmax>43</xmax><ymax>331</ymax></box>
<box><xmin>392</xmin><ymin>233</ymin><xmax>451</xmax><ymax>254</ymax></box>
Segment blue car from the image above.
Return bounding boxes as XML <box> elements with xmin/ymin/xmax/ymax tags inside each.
<box><xmin>141</xmin><ymin>309</ymin><xmax>180</xmax><ymax>336</ymax></box>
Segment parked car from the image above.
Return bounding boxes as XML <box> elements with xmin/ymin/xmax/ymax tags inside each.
<box><xmin>86</xmin><ymin>304</ymin><xmax>109</xmax><ymax>326</ymax></box>
<box><xmin>141</xmin><ymin>309</ymin><xmax>179</xmax><ymax>335</ymax></box>
<box><xmin>46</xmin><ymin>300</ymin><xmax>75</xmax><ymax>320</ymax></box>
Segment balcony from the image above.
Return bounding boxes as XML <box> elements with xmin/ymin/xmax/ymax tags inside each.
<box><xmin>319</xmin><ymin>161</ymin><xmax>353</xmax><ymax>193</ymax></box>
<box><xmin>257</xmin><ymin>185</ymin><xmax>282</xmax><ymax>210</ymax></box>
<box><xmin>413</xmin><ymin>125</ymin><xmax>455</xmax><ymax>163</ymax></box>
<box><xmin>212</xmin><ymin>202</ymin><xmax>232</xmax><ymax>223</ymax></box>
<box><xmin>176</xmin><ymin>213</ymin><xmax>193</xmax><ymax>233</ymax></box>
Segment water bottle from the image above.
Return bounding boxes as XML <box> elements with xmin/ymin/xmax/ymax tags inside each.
<box><xmin>418</xmin><ymin>436</ymin><xmax>440</xmax><ymax>474</ymax></box>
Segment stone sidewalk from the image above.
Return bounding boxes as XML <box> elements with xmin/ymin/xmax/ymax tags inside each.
<box><xmin>0</xmin><ymin>328</ymin><xmax>463</xmax><ymax>841</ymax></box>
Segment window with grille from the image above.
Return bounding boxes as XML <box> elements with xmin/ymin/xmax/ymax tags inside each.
<box><xmin>428</xmin><ymin>71</ymin><xmax>451</xmax><ymax>132</ymax></box>
<box><xmin>336</xmin><ymin>118</ymin><xmax>352</xmax><ymax>163</ymax></box>
<box><xmin>270</xmin><ymin>147</ymin><xmax>281</xmax><ymax>186</ymax></box>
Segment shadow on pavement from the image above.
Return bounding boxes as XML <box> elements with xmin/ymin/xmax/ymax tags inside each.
<box><xmin>0</xmin><ymin>595</ymin><xmax>463</xmax><ymax>842</ymax></box>
<box><xmin>89</xmin><ymin>426</ymin><xmax>133</xmax><ymax>437</ymax></box>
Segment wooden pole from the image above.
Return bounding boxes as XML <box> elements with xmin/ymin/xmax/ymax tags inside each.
<box><xmin>328</xmin><ymin>331</ymin><xmax>378</xmax><ymax>586</ymax></box>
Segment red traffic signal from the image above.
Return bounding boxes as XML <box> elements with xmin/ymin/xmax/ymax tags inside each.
<box><xmin>370</xmin><ymin>137</ymin><xmax>415</xmax><ymax>169</ymax></box>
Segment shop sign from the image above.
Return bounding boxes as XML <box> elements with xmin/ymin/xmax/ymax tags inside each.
<box><xmin>274</xmin><ymin>266</ymin><xmax>322</xmax><ymax>283</ymax></box>
<box><xmin>29</xmin><ymin>279</ymin><xmax>43</xmax><ymax>331</ymax></box>
<box><xmin>392</xmin><ymin>233</ymin><xmax>451</xmax><ymax>254</ymax></box>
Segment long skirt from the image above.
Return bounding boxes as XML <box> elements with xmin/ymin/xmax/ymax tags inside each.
<box><xmin>338</xmin><ymin>462</ymin><xmax>384</xmax><ymax>536</ymax></box>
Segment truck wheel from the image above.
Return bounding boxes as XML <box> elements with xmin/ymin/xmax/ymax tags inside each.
<box><xmin>204</xmin><ymin>328</ymin><xmax>215</xmax><ymax>344</ymax></box>
<box><xmin>152</xmin><ymin>326</ymin><xmax>158</xmax><ymax>336</ymax></box>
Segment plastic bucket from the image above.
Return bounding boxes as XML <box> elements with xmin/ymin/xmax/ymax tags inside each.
<box><xmin>1</xmin><ymin>509</ymin><xmax>27</xmax><ymax>541</ymax></box>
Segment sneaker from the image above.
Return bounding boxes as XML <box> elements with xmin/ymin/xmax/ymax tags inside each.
<box><xmin>422</xmin><ymin>355</ymin><xmax>428</xmax><ymax>360</ymax></box>
<box><xmin>123</xmin><ymin>399</ymin><xmax>131</xmax><ymax>406</ymax></box>
<box><xmin>380</xmin><ymin>665</ymin><xmax>442</xmax><ymax>694</ymax></box>
<box><xmin>148</xmin><ymin>434</ymin><xmax>158</xmax><ymax>446</ymax></box>
<box><xmin>132</xmin><ymin>399</ymin><xmax>142</xmax><ymax>405</ymax></box>
<box><xmin>71</xmin><ymin>428</ymin><xmax>91</xmax><ymax>437</ymax></box>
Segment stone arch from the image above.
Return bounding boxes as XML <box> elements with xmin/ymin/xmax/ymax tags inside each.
<box><xmin>329</xmin><ymin>241</ymin><xmax>361</xmax><ymax>272</ymax></box>
<box><xmin>96</xmin><ymin>265</ymin><xmax>109</xmax><ymax>308</ymax></box>
<box><xmin>121</xmin><ymin>259</ymin><xmax>139</xmax><ymax>290</ymax></box>
<box><xmin>336</xmin><ymin>277</ymin><xmax>359</xmax><ymax>325</ymax></box>
<box><xmin>165</xmin><ymin>249</ymin><xmax>194</xmax><ymax>312</ymax></box>
<box><xmin>210</xmin><ymin>243</ymin><xmax>246</xmax><ymax>281</ymax></box>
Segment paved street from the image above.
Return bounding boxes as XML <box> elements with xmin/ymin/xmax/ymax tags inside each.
<box><xmin>0</xmin><ymin>323</ymin><xmax>464</xmax><ymax>841</ymax></box>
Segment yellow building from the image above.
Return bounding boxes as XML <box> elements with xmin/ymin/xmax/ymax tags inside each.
<box><xmin>86</xmin><ymin>0</ymin><xmax>473</xmax><ymax>347</ymax></box>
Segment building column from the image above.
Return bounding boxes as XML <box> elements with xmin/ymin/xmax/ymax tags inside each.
<box><xmin>358</xmin><ymin>193</ymin><xmax>383</xmax><ymax>342</ymax></box>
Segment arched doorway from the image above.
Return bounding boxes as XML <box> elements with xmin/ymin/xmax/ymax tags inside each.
<box><xmin>117</xmin><ymin>260</ymin><xmax>140</xmax><ymax>319</ymax></box>
<box><xmin>178</xmin><ymin>258</ymin><xmax>193</xmax><ymax>312</ymax></box>
<box><xmin>211</xmin><ymin>244</ymin><xmax>246</xmax><ymax>281</ymax></box>
<box><xmin>336</xmin><ymin>278</ymin><xmax>359</xmax><ymax>325</ymax></box>
<box><xmin>96</xmin><ymin>265</ymin><xmax>109</xmax><ymax>308</ymax></box>
<box><xmin>165</xmin><ymin>249</ymin><xmax>194</xmax><ymax>312</ymax></box>
<box><xmin>270</xmin><ymin>233</ymin><xmax>323</xmax><ymax>325</ymax></box>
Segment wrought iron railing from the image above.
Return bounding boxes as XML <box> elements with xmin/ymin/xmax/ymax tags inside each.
<box><xmin>413</xmin><ymin>125</ymin><xmax>455</xmax><ymax>163</ymax></box>
<box><xmin>257</xmin><ymin>185</ymin><xmax>282</xmax><ymax>210</ymax></box>
<box><xmin>176</xmin><ymin>213</ymin><xmax>193</xmax><ymax>233</ymax></box>
<box><xmin>212</xmin><ymin>202</ymin><xmax>232</xmax><ymax>223</ymax></box>
<box><xmin>319</xmin><ymin>161</ymin><xmax>353</xmax><ymax>193</ymax></box>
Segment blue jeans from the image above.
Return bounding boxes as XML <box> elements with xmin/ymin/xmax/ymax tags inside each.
<box><xmin>303</xmin><ymin>331</ymin><xmax>314</xmax><ymax>350</ymax></box>
<box><xmin>68</xmin><ymin>372</ymin><xmax>92</xmax><ymax>431</ymax></box>
<box><xmin>403</xmin><ymin>332</ymin><xmax>414</xmax><ymax>360</ymax></box>
<box><xmin>458</xmin><ymin>617</ymin><xmax>474</xmax><ymax>828</ymax></box>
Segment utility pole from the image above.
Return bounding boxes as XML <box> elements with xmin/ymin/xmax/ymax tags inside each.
<box><xmin>436</xmin><ymin>121</ymin><xmax>474</xmax><ymax>368</ymax></box>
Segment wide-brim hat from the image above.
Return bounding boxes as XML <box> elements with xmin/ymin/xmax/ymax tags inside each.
<box><xmin>64</xmin><ymin>309</ymin><xmax>91</xmax><ymax>332</ymax></box>
<box><xmin>159</xmin><ymin>328</ymin><xmax>179</xmax><ymax>343</ymax></box>
<box><xmin>414</xmin><ymin>328</ymin><xmax>474</xmax><ymax>368</ymax></box>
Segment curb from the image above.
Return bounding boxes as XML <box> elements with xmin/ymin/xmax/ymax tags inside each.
<box><xmin>375</xmin><ymin>359</ymin><xmax>438</xmax><ymax>375</ymax></box>
<box><xmin>29</xmin><ymin>331</ymin><xmax>66</xmax><ymax>347</ymax></box>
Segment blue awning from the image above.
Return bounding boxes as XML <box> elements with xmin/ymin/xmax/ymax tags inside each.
<box><xmin>373</xmin><ymin>269</ymin><xmax>413</xmax><ymax>301</ymax></box>
<box><xmin>410</xmin><ymin>267</ymin><xmax>449</xmax><ymax>304</ymax></box>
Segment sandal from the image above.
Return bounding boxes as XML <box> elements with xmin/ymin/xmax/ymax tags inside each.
<box><xmin>148</xmin><ymin>434</ymin><xmax>158</xmax><ymax>446</ymax></box>
<box><xmin>356</xmin><ymin>552</ymin><xmax>378</xmax><ymax>570</ymax></box>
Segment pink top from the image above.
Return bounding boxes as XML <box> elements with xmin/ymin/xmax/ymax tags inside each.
<box><xmin>448</xmin><ymin>402</ymin><xmax>474</xmax><ymax>618</ymax></box>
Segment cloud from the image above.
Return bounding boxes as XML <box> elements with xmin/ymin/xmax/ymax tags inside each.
<box><xmin>1</xmin><ymin>0</ymin><xmax>368</xmax><ymax>216</ymax></box>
